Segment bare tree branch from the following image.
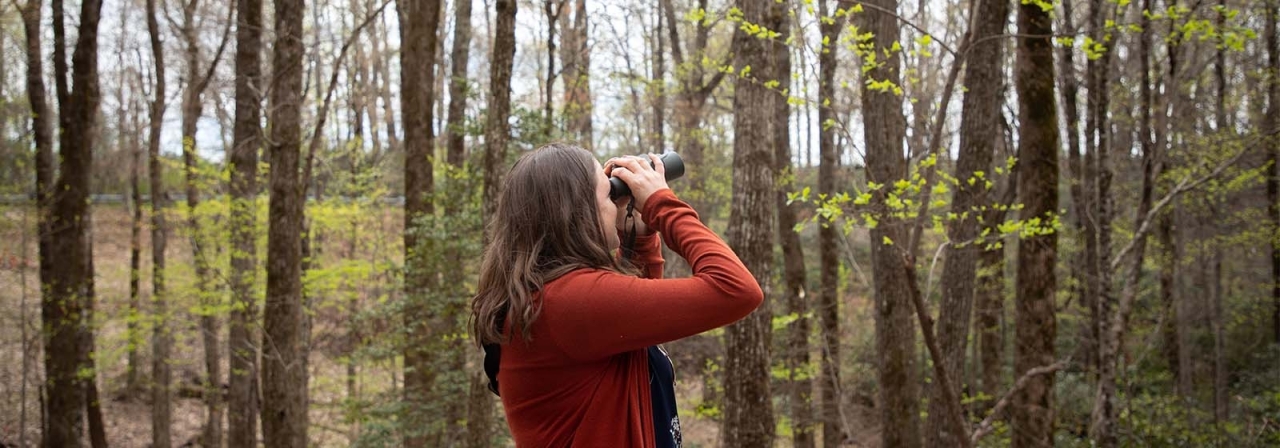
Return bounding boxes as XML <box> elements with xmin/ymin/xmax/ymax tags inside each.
<box><xmin>302</xmin><ymin>0</ymin><xmax>395</xmax><ymax>195</ymax></box>
<box><xmin>970</xmin><ymin>359</ymin><xmax>1070</xmax><ymax>443</ymax></box>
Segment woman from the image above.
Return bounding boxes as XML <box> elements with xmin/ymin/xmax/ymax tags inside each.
<box><xmin>471</xmin><ymin>143</ymin><xmax>762</xmax><ymax>447</ymax></box>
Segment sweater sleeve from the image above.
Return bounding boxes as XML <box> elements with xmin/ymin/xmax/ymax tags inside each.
<box><xmin>621</xmin><ymin>232</ymin><xmax>664</xmax><ymax>279</ymax></box>
<box><xmin>540</xmin><ymin>189</ymin><xmax>763</xmax><ymax>361</ymax></box>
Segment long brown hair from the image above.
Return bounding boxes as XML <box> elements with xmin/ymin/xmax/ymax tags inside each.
<box><xmin>471</xmin><ymin>143</ymin><xmax>630</xmax><ymax>345</ymax></box>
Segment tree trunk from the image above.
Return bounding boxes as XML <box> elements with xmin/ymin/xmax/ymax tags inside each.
<box><xmin>561</xmin><ymin>0</ymin><xmax>592</xmax><ymax>145</ymax></box>
<box><xmin>371</xmin><ymin>14</ymin><xmax>400</xmax><ymax>158</ymax></box>
<box><xmin>1056</xmin><ymin>0</ymin><xmax>1098</xmax><ymax>372</ymax></box>
<box><xmin>1012</xmin><ymin>1</ymin><xmax>1061</xmax><ymax>446</ymax></box>
<box><xmin>857</xmin><ymin>1</ymin><xmax>921</xmax><ymax>446</ymax></box>
<box><xmin>470</xmin><ymin>2</ymin><xmax>517</xmax><ymax>445</ymax></box>
<box><xmin>43</xmin><ymin>0</ymin><xmax>105</xmax><ymax>446</ymax></box>
<box><xmin>651</xmin><ymin>6</ymin><xmax>665</xmax><ymax>150</ymax></box>
<box><xmin>975</xmin><ymin>243</ymin><xmax>1006</xmax><ymax>412</ymax></box>
<box><xmin>145</xmin><ymin>0</ymin><xmax>172</xmax><ymax>444</ymax></box>
<box><xmin>927</xmin><ymin>0</ymin><xmax>1008</xmax><ymax>443</ymax></box>
<box><xmin>482</xmin><ymin>0</ymin><xmax>517</xmax><ymax>235</ymax></box>
<box><xmin>660</xmin><ymin>0</ymin><xmax>726</xmax><ymax>220</ymax></box>
<box><xmin>262</xmin><ymin>0</ymin><xmax>308</xmax><ymax>443</ymax></box>
<box><xmin>1086</xmin><ymin>0</ymin><xmax>1121</xmax><ymax>442</ymax></box>
<box><xmin>816</xmin><ymin>1</ymin><xmax>842</xmax><ymax>444</ymax></box>
<box><xmin>20</xmin><ymin>0</ymin><xmax>57</xmax><ymax>436</ymax></box>
<box><xmin>177</xmin><ymin>2</ymin><xmax>228</xmax><ymax>443</ymax></box>
<box><xmin>20</xmin><ymin>5</ymin><xmax>57</xmax><ymax>412</ymax></box>
<box><xmin>84</xmin><ymin>246</ymin><xmax>108</xmax><ymax>448</ymax></box>
<box><xmin>128</xmin><ymin>83</ymin><xmax>144</xmax><ymax>397</ymax></box>
<box><xmin>399</xmin><ymin>0</ymin><xmax>444</xmax><ymax>444</ymax></box>
<box><xmin>543</xmin><ymin>0</ymin><xmax>562</xmax><ymax>137</ymax></box>
<box><xmin>1158</xmin><ymin>212</ymin><xmax>1185</xmax><ymax>395</ymax></box>
<box><xmin>445</xmin><ymin>0</ymin><xmax>472</xmax><ymax>166</ymax></box>
<box><xmin>1210</xmin><ymin>250</ymin><xmax>1227</xmax><ymax>424</ymax></box>
<box><xmin>228</xmin><ymin>0</ymin><xmax>264</xmax><ymax>445</ymax></box>
<box><xmin>84</xmin><ymin>223</ymin><xmax>108</xmax><ymax>448</ymax></box>
<box><xmin>720</xmin><ymin>1</ymin><xmax>777</xmax><ymax>446</ymax></box>
<box><xmin>1268</xmin><ymin>0</ymin><xmax>1280</xmax><ymax>346</ymax></box>
<box><xmin>771</xmin><ymin>11</ymin><xmax>812</xmax><ymax>448</ymax></box>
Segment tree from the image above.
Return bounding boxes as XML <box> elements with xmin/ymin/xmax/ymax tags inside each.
<box><xmin>399</xmin><ymin>0</ymin><xmax>444</xmax><ymax>444</ymax></box>
<box><xmin>145</xmin><ymin>0</ymin><xmax>172</xmax><ymax>444</ymax></box>
<box><xmin>773</xmin><ymin>7</ymin><xmax>812</xmax><ymax>447</ymax></box>
<box><xmin>173</xmin><ymin>1</ymin><xmax>233</xmax><ymax>444</ymax></box>
<box><xmin>561</xmin><ymin>0</ymin><xmax>591</xmax><ymax>145</ymax></box>
<box><xmin>127</xmin><ymin>69</ymin><xmax>144</xmax><ymax>398</ymax></box>
<box><xmin>815</xmin><ymin>1</ymin><xmax>843</xmax><ymax>445</ymax></box>
<box><xmin>1268</xmin><ymin>0</ymin><xmax>1280</xmax><ymax>347</ymax></box>
<box><xmin>721</xmin><ymin>0</ymin><xmax>777</xmax><ymax>446</ymax></box>
<box><xmin>1012</xmin><ymin>0</ymin><xmax>1061</xmax><ymax>445</ymax></box>
<box><xmin>262</xmin><ymin>0</ymin><xmax>308</xmax><ymax>442</ymax></box>
<box><xmin>228</xmin><ymin>0</ymin><xmax>265</xmax><ymax>445</ymax></box>
<box><xmin>445</xmin><ymin>0</ymin><xmax>472</xmax><ymax>166</ymax></box>
<box><xmin>543</xmin><ymin>0</ymin><xmax>564</xmax><ymax>137</ymax></box>
<box><xmin>469</xmin><ymin>2</ymin><xmax>518</xmax><ymax>446</ymax></box>
<box><xmin>660</xmin><ymin>0</ymin><xmax>731</xmax><ymax>218</ymax></box>
<box><xmin>856</xmin><ymin>0</ymin><xmax>921</xmax><ymax>446</ymax></box>
<box><xmin>482</xmin><ymin>0</ymin><xmax>517</xmax><ymax>237</ymax></box>
<box><xmin>927</xmin><ymin>0</ymin><xmax>1008</xmax><ymax>445</ymax></box>
<box><xmin>17</xmin><ymin>0</ymin><xmax>54</xmax><ymax>374</ymax></box>
<box><xmin>1056</xmin><ymin>0</ymin><xmax>1098</xmax><ymax>372</ymax></box>
<box><xmin>42</xmin><ymin>0</ymin><xmax>105</xmax><ymax>446</ymax></box>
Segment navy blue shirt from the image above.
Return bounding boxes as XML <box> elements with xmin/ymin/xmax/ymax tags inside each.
<box><xmin>648</xmin><ymin>345</ymin><xmax>681</xmax><ymax>447</ymax></box>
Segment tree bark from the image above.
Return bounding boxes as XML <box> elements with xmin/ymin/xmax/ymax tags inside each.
<box><xmin>176</xmin><ymin>2</ymin><xmax>232</xmax><ymax>444</ymax></box>
<box><xmin>927</xmin><ymin>0</ymin><xmax>1007</xmax><ymax>444</ymax></box>
<box><xmin>816</xmin><ymin>1</ymin><xmax>842</xmax><ymax>445</ymax></box>
<box><xmin>1158</xmin><ymin>212</ymin><xmax>1186</xmax><ymax>395</ymax></box>
<box><xmin>661</xmin><ymin>0</ymin><xmax>728</xmax><ymax>219</ymax></box>
<box><xmin>543</xmin><ymin>0</ymin><xmax>563</xmax><ymax>137</ymax></box>
<box><xmin>975</xmin><ymin>243</ymin><xmax>1006</xmax><ymax>411</ymax></box>
<box><xmin>379</xmin><ymin>19</ymin><xmax>401</xmax><ymax>156</ymax></box>
<box><xmin>228</xmin><ymin>0</ymin><xmax>264</xmax><ymax>445</ymax></box>
<box><xmin>399</xmin><ymin>0</ymin><xmax>444</xmax><ymax>444</ymax></box>
<box><xmin>19</xmin><ymin>4</ymin><xmax>56</xmax><ymax>402</ymax></box>
<box><xmin>482</xmin><ymin>0</ymin><xmax>518</xmax><ymax>235</ymax></box>
<box><xmin>262</xmin><ymin>0</ymin><xmax>308</xmax><ymax>443</ymax></box>
<box><xmin>145</xmin><ymin>0</ymin><xmax>172</xmax><ymax>444</ymax></box>
<box><xmin>19</xmin><ymin>0</ymin><xmax>58</xmax><ymax>432</ymax></box>
<box><xmin>470</xmin><ymin>2</ymin><xmax>517</xmax><ymax>445</ymax></box>
<box><xmin>1210</xmin><ymin>250</ymin><xmax>1227</xmax><ymax>423</ymax></box>
<box><xmin>1268</xmin><ymin>0</ymin><xmax>1280</xmax><ymax>346</ymax></box>
<box><xmin>652</xmin><ymin>6</ymin><xmax>665</xmax><ymax>150</ymax></box>
<box><xmin>1056</xmin><ymin>0</ymin><xmax>1099</xmax><ymax>372</ymax></box>
<box><xmin>771</xmin><ymin>10</ymin><xmax>812</xmax><ymax>447</ymax></box>
<box><xmin>43</xmin><ymin>0</ymin><xmax>105</xmax><ymax>446</ymax></box>
<box><xmin>1086</xmin><ymin>0</ymin><xmax>1120</xmax><ymax>442</ymax></box>
<box><xmin>1012</xmin><ymin>1</ymin><xmax>1061</xmax><ymax>446</ymax></box>
<box><xmin>561</xmin><ymin>0</ymin><xmax>592</xmax><ymax>145</ymax></box>
<box><xmin>445</xmin><ymin>0</ymin><xmax>472</xmax><ymax>166</ymax></box>
<box><xmin>721</xmin><ymin>1</ymin><xmax>777</xmax><ymax>446</ymax></box>
<box><xmin>856</xmin><ymin>1</ymin><xmax>921</xmax><ymax>446</ymax></box>
<box><xmin>128</xmin><ymin>78</ymin><xmax>144</xmax><ymax>398</ymax></box>
<box><xmin>84</xmin><ymin>237</ymin><xmax>107</xmax><ymax>448</ymax></box>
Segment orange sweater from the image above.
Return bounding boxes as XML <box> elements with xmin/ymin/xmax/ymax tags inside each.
<box><xmin>498</xmin><ymin>188</ymin><xmax>763</xmax><ymax>447</ymax></box>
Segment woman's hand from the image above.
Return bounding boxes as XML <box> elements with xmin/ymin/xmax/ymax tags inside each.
<box><xmin>604</xmin><ymin>154</ymin><xmax>670</xmax><ymax>213</ymax></box>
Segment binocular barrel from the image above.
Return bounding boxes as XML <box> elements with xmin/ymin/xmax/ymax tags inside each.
<box><xmin>608</xmin><ymin>152</ymin><xmax>685</xmax><ymax>200</ymax></box>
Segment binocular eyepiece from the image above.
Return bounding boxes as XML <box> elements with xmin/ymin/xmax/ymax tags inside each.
<box><xmin>609</xmin><ymin>152</ymin><xmax>685</xmax><ymax>200</ymax></box>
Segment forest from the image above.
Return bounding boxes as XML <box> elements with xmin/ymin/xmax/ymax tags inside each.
<box><xmin>0</xmin><ymin>0</ymin><xmax>1278</xmax><ymax>446</ymax></box>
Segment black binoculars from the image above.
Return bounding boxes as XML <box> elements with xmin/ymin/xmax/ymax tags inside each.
<box><xmin>608</xmin><ymin>152</ymin><xmax>685</xmax><ymax>200</ymax></box>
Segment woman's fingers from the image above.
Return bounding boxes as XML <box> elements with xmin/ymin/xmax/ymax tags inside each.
<box><xmin>648</xmin><ymin>153</ymin><xmax>665</xmax><ymax>176</ymax></box>
<box><xmin>605</xmin><ymin>155</ymin><xmax>670</xmax><ymax>212</ymax></box>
